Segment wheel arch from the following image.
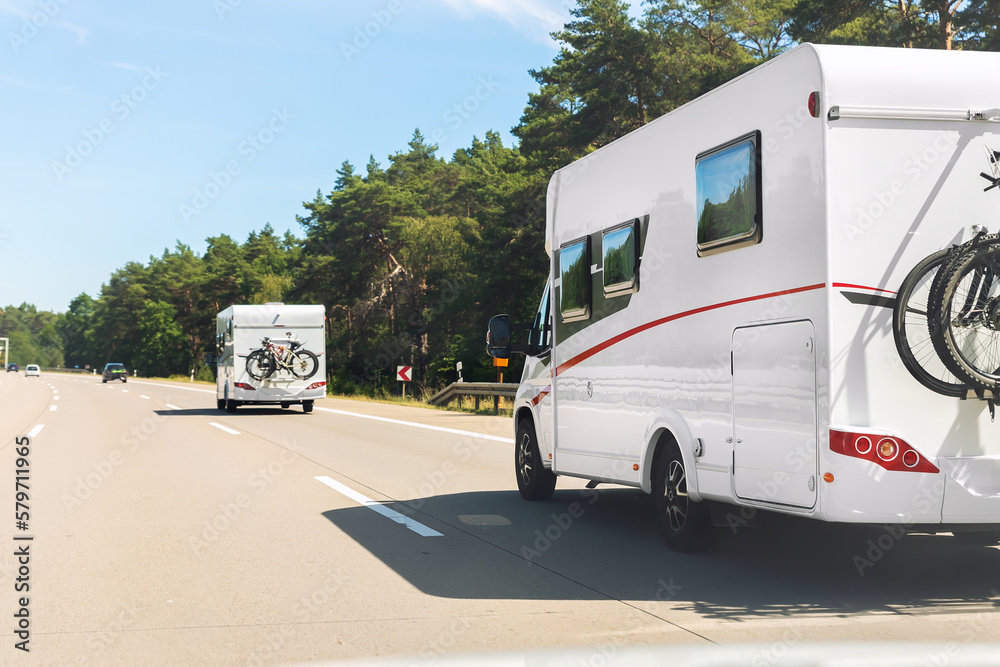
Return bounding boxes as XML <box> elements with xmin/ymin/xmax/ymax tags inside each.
<box><xmin>514</xmin><ymin>404</ymin><xmax>552</xmax><ymax>469</ymax></box>
<box><xmin>640</xmin><ymin>410</ymin><xmax>701</xmax><ymax>500</ymax></box>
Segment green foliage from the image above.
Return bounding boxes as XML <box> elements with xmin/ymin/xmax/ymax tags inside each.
<box><xmin>0</xmin><ymin>304</ymin><xmax>64</xmax><ymax>367</ymax></box>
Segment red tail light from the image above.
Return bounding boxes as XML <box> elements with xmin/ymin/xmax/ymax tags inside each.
<box><xmin>830</xmin><ymin>429</ymin><xmax>938</xmax><ymax>473</ymax></box>
<box><xmin>234</xmin><ymin>382</ymin><xmax>256</xmax><ymax>391</ymax></box>
<box><xmin>306</xmin><ymin>381</ymin><xmax>326</xmax><ymax>390</ymax></box>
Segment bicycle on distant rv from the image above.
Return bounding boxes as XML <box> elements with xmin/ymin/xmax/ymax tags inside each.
<box><xmin>245</xmin><ymin>334</ymin><xmax>319</xmax><ymax>381</ymax></box>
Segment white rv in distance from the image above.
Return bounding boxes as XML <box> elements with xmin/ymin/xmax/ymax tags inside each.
<box><xmin>216</xmin><ymin>303</ymin><xmax>326</xmax><ymax>413</ymax></box>
<box><xmin>487</xmin><ymin>44</ymin><xmax>1000</xmax><ymax>552</ymax></box>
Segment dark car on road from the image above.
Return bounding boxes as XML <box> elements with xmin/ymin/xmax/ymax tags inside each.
<box><xmin>6</xmin><ymin>363</ymin><xmax>17</xmax><ymax>372</ymax></box>
<box><xmin>102</xmin><ymin>363</ymin><xmax>128</xmax><ymax>383</ymax></box>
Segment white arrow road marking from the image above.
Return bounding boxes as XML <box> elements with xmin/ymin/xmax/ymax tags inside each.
<box><xmin>314</xmin><ymin>476</ymin><xmax>443</xmax><ymax>537</ymax></box>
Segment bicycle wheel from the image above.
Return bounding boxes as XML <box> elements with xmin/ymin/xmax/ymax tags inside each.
<box><xmin>246</xmin><ymin>350</ymin><xmax>275</xmax><ymax>381</ymax></box>
<box><xmin>288</xmin><ymin>349</ymin><xmax>318</xmax><ymax>379</ymax></box>
<box><xmin>930</xmin><ymin>243</ymin><xmax>1000</xmax><ymax>392</ymax></box>
<box><xmin>892</xmin><ymin>249</ymin><xmax>967</xmax><ymax>397</ymax></box>
<box><xmin>927</xmin><ymin>233</ymin><xmax>1000</xmax><ymax>342</ymax></box>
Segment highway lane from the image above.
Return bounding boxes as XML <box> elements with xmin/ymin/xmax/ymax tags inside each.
<box><xmin>1</xmin><ymin>372</ymin><xmax>999</xmax><ymax>665</ymax></box>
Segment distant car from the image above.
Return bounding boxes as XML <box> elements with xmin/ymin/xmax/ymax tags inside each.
<box><xmin>25</xmin><ymin>364</ymin><xmax>40</xmax><ymax>377</ymax></box>
<box><xmin>102</xmin><ymin>363</ymin><xmax>128</xmax><ymax>383</ymax></box>
<box><xmin>6</xmin><ymin>363</ymin><xmax>17</xmax><ymax>372</ymax></box>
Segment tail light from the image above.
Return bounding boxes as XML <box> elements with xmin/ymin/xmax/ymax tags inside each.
<box><xmin>234</xmin><ymin>382</ymin><xmax>256</xmax><ymax>391</ymax></box>
<box><xmin>306</xmin><ymin>381</ymin><xmax>326</xmax><ymax>390</ymax></box>
<box><xmin>830</xmin><ymin>429</ymin><xmax>938</xmax><ymax>473</ymax></box>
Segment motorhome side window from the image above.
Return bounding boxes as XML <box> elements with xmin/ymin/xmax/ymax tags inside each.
<box><xmin>559</xmin><ymin>238</ymin><xmax>591</xmax><ymax>322</ymax></box>
<box><xmin>696</xmin><ymin>131</ymin><xmax>762</xmax><ymax>256</ymax></box>
<box><xmin>603</xmin><ymin>220</ymin><xmax>639</xmax><ymax>297</ymax></box>
<box><xmin>528</xmin><ymin>283</ymin><xmax>551</xmax><ymax>353</ymax></box>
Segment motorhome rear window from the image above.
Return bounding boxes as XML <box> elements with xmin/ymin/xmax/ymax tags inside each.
<box><xmin>603</xmin><ymin>220</ymin><xmax>639</xmax><ymax>297</ymax></box>
<box><xmin>559</xmin><ymin>238</ymin><xmax>591</xmax><ymax>322</ymax></box>
<box><xmin>696</xmin><ymin>131</ymin><xmax>762</xmax><ymax>256</ymax></box>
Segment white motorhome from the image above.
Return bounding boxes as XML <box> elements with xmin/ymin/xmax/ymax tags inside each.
<box><xmin>216</xmin><ymin>303</ymin><xmax>326</xmax><ymax>413</ymax></box>
<box><xmin>488</xmin><ymin>44</ymin><xmax>1000</xmax><ymax>551</ymax></box>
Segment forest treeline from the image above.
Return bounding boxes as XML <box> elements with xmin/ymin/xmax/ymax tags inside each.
<box><xmin>3</xmin><ymin>0</ymin><xmax>997</xmax><ymax>392</ymax></box>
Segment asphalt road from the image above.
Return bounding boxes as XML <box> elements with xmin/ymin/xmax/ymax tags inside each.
<box><xmin>1</xmin><ymin>371</ymin><xmax>998</xmax><ymax>666</ymax></box>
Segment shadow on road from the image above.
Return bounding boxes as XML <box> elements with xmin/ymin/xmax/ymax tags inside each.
<box><xmin>321</xmin><ymin>487</ymin><xmax>1000</xmax><ymax>617</ymax></box>
<box><xmin>154</xmin><ymin>408</ymin><xmax>308</xmax><ymax>417</ymax></box>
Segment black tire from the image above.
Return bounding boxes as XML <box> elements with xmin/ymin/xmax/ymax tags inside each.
<box><xmin>654</xmin><ymin>442</ymin><xmax>714</xmax><ymax>553</ymax></box>
<box><xmin>930</xmin><ymin>243</ymin><xmax>1000</xmax><ymax>392</ymax></box>
<box><xmin>226</xmin><ymin>399</ymin><xmax>237</xmax><ymax>413</ymax></box>
<box><xmin>102</xmin><ymin>378</ymin><xmax>107</xmax><ymax>383</ymax></box>
<box><xmin>246</xmin><ymin>350</ymin><xmax>274</xmax><ymax>381</ymax></box>
<box><xmin>289</xmin><ymin>350</ymin><xmax>319</xmax><ymax>380</ymax></box>
<box><xmin>892</xmin><ymin>249</ymin><xmax>967</xmax><ymax>397</ymax></box>
<box><xmin>951</xmin><ymin>531</ymin><xmax>1000</xmax><ymax>545</ymax></box>
<box><xmin>515</xmin><ymin>419</ymin><xmax>556</xmax><ymax>501</ymax></box>
<box><xmin>302</xmin><ymin>400</ymin><xmax>314</xmax><ymax>414</ymax></box>
<box><xmin>217</xmin><ymin>399</ymin><xmax>225</xmax><ymax>410</ymax></box>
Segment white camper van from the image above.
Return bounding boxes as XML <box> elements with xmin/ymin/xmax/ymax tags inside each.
<box><xmin>216</xmin><ymin>303</ymin><xmax>326</xmax><ymax>413</ymax></box>
<box><xmin>487</xmin><ymin>44</ymin><xmax>1000</xmax><ymax>552</ymax></box>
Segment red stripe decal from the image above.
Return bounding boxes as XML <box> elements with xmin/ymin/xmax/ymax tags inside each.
<box><xmin>530</xmin><ymin>386</ymin><xmax>551</xmax><ymax>406</ymax></box>
<box><xmin>554</xmin><ymin>283</ymin><xmax>826</xmax><ymax>378</ymax></box>
<box><xmin>832</xmin><ymin>282</ymin><xmax>897</xmax><ymax>296</ymax></box>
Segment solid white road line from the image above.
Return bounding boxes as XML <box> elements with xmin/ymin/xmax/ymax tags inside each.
<box><xmin>120</xmin><ymin>381</ymin><xmax>510</xmax><ymax>443</ymax></box>
<box><xmin>165</xmin><ymin>404</ymin><xmax>181</xmax><ymax>410</ymax></box>
<box><xmin>314</xmin><ymin>475</ymin><xmax>443</xmax><ymax>537</ymax></box>
<box><xmin>209</xmin><ymin>422</ymin><xmax>240</xmax><ymax>435</ymax></box>
<box><xmin>50</xmin><ymin>405</ymin><xmax>57</xmax><ymax>412</ymax></box>
<box><xmin>314</xmin><ymin>406</ymin><xmax>514</xmax><ymax>443</ymax></box>
<box><xmin>28</xmin><ymin>424</ymin><xmax>44</xmax><ymax>438</ymax></box>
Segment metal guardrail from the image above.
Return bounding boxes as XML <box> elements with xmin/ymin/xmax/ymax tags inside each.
<box><xmin>427</xmin><ymin>382</ymin><xmax>518</xmax><ymax>411</ymax></box>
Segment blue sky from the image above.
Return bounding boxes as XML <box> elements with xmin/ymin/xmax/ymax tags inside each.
<box><xmin>0</xmin><ymin>0</ymin><xmax>641</xmax><ymax>313</ymax></box>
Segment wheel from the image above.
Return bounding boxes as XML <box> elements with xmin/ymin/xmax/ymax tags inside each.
<box><xmin>217</xmin><ymin>399</ymin><xmax>225</xmax><ymax>410</ymax></box>
<box><xmin>289</xmin><ymin>350</ymin><xmax>319</xmax><ymax>379</ymax></box>
<box><xmin>102</xmin><ymin>378</ymin><xmax>107</xmax><ymax>383</ymax></box>
<box><xmin>122</xmin><ymin>378</ymin><xmax>127</xmax><ymax>383</ymax></box>
<box><xmin>929</xmin><ymin>242</ymin><xmax>1000</xmax><ymax>392</ymax></box>
<box><xmin>281</xmin><ymin>402</ymin><xmax>289</xmax><ymax>409</ymax></box>
<box><xmin>951</xmin><ymin>531</ymin><xmax>1000</xmax><ymax>545</ymax></box>
<box><xmin>302</xmin><ymin>400</ymin><xmax>314</xmax><ymax>414</ymax></box>
<box><xmin>246</xmin><ymin>350</ymin><xmax>275</xmax><ymax>381</ymax></box>
<box><xmin>226</xmin><ymin>399</ymin><xmax>237</xmax><ymax>413</ymax></box>
<box><xmin>892</xmin><ymin>249</ymin><xmax>967</xmax><ymax>397</ymax></box>
<box><xmin>515</xmin><ymin>419</ymin><xmax>556</xmax><ymax>500</ymax></box>
<box><xmin>654</xmin><ymin>442</ymin><xmax>714</xmax><ymax>553</ymax></box>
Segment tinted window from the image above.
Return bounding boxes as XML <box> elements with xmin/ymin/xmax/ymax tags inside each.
<box><xmin>559</xmin><ymin>238</ymin><xmax>591</xmax><ymax>322</ymax></box>
<box><xmin>603</xmin><ymin>221</ymin><xmax>639</xmax><ymax>297</ymax></box>
<box><xmin>696</xmin><ymin>132</ymin><xmax>761</xmax><ymax>255</ymax></box>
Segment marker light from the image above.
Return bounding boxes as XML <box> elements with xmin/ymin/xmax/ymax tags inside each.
<box><xmin>823</xmin><ymin>473</ymin><xmax>834</xmax><ymax>483</ymax></box>
<box><xmin>808</xmin><ymin>91</ymin><xmax>821</xmax><ymax>118</ymax></box>
<box><xmin>829</xmin><ymin>429</ymin><xmax>938</xmax><ymax>473</ymax></box>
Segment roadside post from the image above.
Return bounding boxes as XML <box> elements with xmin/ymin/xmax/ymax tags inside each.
<box><xmin>493</xmin><ymin>357</ymin><xmax>508</xmax><ymax>411</ymax></box>
<box><xmin>397</xmin><ymin>365</ymin><xmax>412</xmax><ymax>398</ymax></box>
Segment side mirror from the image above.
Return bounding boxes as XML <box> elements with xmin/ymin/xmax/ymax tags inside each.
<box><xmin>486</xmin><ymin>314</ymin><xmax>512</xmax><ymax>359</ymax></box>
<box><xmin>204</xmin><ymin>353</ymin><xmax>218</xmax><ymax>366</ymax></box>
